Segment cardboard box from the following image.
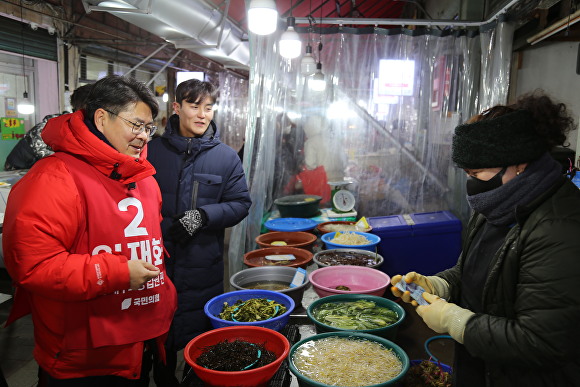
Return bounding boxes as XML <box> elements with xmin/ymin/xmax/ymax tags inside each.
<box><xmin>368</xmin><ymin>211</ymin><xmax>462</xmax><ymax>276</ymax></box>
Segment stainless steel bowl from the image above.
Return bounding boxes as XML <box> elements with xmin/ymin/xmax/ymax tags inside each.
<box><xmin>230</xmin><ymin>266</ymin><xmax>311</xmax><ymax>307</ymax></box>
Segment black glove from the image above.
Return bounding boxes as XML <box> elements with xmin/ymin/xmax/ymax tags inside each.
<box><xmin>166</xmin><ymin>209</ymin><xmax>207</xmax><ymax>243</ymax></box>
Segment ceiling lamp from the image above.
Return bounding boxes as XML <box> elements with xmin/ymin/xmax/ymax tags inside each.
<box><xmin>308</xmin><ymin>4</ymin><xmax>325</xmax><ymax>91</ymax></box>
<box><xmin>17</xmin><ymin>0</ymin><xmax>34</xmax><ymax>115</ymax></box>
<box><xmin>300</xmin><ymin>44</ymin><xmax>316</xmax><ymax>75</ymax></box>
<box><xmin>248</xmin><ymin>0</ymin><xmax>278</xmax><ymax>36</ymax></box>
<box><xmin>279</xmin><ymin>17</ymin><xmax>302</xmax><ymax>59</ymax></box>
<box><xmin>309</xmin><ymin>62</ymin><xmax>326</xmax><ymax>91</ymax></box>
<box><xmin>17</xmin><ymin>91</ymin><xmax>35</xmax><ymax>115</ymax></box>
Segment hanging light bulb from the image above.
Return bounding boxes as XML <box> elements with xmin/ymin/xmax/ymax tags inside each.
<box><xmin>17</xmin><ymin>91</ymin><xmax>34</xmax><ymax>115</ymax></box>
<box><xmin>300</xmin><ymin>44</ymin><xmax>316</xmax><ymax>75</ymax></box>
<box><xmin>17</xmin><ymin>0</ymin><xmax>34</xmax><ymax>115</ymax></box>
<box><xmin>309</xmin><ymin>62</ymin><xmax>326</xmax><ymax>91</ymax></box>
<box><xmin>248</xmin><ymin>0</ymin><xmax>278</xmax><ymax>36</ymax></box>
<box><xmin>162</xmin><ymin>92</ymin><xmax>169</xmax><ymax>103</ymax></box>
<box><xmin>279</xmin><ymin>16</ymin><xmax>302</xmax><ymax>59</ymax></box>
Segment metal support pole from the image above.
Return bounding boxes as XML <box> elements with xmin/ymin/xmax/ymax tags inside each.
<box><xmin>216</xmin><ymin>0</ymin><xmax>231</xmax><ymax>50</ymax></box>
<box><xmin>123</xmin><ymin>43</ymin><xmax>168</xmax><ymax>76</ymax></box>
<box><xmin>146</xmin><ymin>50</ymin><xmax>182</xmax><ymax>86</ymax></box>
<box><xmin>293</xmin><ymin>0</ymin><xmax>521</xmax><ymax>28</ymax></box>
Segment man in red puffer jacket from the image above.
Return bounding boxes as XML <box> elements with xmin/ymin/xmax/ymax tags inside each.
<box><xmin>3</xmin><ymin>75</ymin><xmax>177</xmax><ymax>386</ymax></box>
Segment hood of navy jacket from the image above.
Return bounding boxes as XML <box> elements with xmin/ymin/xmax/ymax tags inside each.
<box><xmin>41</xmin><ymin>110</ymin><xmax>156</xmax><ymax>184</ymax></box>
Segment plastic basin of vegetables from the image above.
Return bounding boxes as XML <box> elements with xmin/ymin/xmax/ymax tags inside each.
<box><xmin>255</xmin><ymin>231</ymin><xmax>317</xmax><ymax>250</ymax></box>
<box><xmin>309</xmin><ymin>265</ymin><xmax>391</xmax><ymax>298</ymax></box>
<box><xmin>243</xmin><ymin>246</ymin><xmax>313</xmax><ymax>269</ymax></box>
<box><xmin>184</xmin><ymin>326</ymin><xmax>290</xmax><ymax>387</ymax></box>
<box><xmin>204</xmin><ymin>289</ymin><xmax>295</xmax><ymax>331</ymax></box>
<box><xmin>306</xmin><ymin>294</ymin><xmax>405</xmax><ymax>340</ymax></box>
<box><xmin>321</xmin><ymin>231</ymin><xmax>381</xmax><ymax>252</ymax></box>
<box><xmin>230</xmin><ymin>266</ymin><xmax>311</xmax><ymax>308</ymax></box>
<box><xmin>288</xmin><ymin>331</ymin><xmax>410</xmax><ymax>387</ymax></box>
<box><xmin>313</xmin><ymin>248</ymin><xmax>384</xmax><ymax>269</ymax></box>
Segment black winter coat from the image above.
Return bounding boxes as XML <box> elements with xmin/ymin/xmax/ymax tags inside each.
<box><xmin>438</xmin><ymin>178</ymin><xmax>580</xmax><ymax>387</ymax></box>
<box><xmin>147</xmin><ymin>116</ymin><xmax>251</xmax><ymax>350</ymax></box>
<box><xmin>5</xmin><ymin>114</ymin><xmax>58</xmax><ymax>170</ymax></box>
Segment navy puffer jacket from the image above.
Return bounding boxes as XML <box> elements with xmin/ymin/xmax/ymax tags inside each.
<box><xmin>147</xmin><ymin>115</ymin><xmax>251</xmax><ymax>350</ymax></box>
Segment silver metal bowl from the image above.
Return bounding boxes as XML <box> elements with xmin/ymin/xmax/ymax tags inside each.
<box><xmin>230</xmin><ymin>266</ymin><xmax>311</xmax><ymax>307</ymax></box>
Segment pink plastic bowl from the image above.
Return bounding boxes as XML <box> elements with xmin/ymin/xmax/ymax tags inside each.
<box><xmin>308</xmin><ymin>265</ymin><xmax>391</xmax><ymax>298</ymax></box>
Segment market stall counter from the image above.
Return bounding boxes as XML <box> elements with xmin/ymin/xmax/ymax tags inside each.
<box><xmin>181</xmin><ymin>260</ymin><xmax>454</xmax><ymax>387</ymax></box>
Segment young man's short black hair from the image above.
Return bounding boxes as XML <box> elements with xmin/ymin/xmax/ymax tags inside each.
<box><xmin>70</xmin><ymin>84</ymin><xmax>93</xmax><ymax>112</ymax></box>
<box><xmin>175</xmin><ymin>79</ymin><xmax>218</xmax><ymax>105</ymax></box>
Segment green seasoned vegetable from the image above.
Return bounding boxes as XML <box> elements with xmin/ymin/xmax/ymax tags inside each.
<box><xmin>218</xmin><ymin>298</ymin><xmax>287</xmax><ymax>322</ymax></box>
<box><xmin>312</xmin><ymin>300</ymin><xmax>399</xmax><ymax>330</ymax></box>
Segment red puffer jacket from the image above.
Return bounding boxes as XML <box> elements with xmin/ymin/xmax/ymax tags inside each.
<box><xmin>3</xmin><ymin>111</ymin><xmax>177</xmax><ymax>379</ymax></box>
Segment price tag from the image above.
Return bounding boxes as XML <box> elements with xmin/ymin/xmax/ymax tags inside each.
<box><xmin>265</xmin><ymin>254</ymin><xmax>296</xmax><ymax>261</ymax></box>
<box><xmin>355</xmin><ymin>216</ymin><xmax>369</xmax><ymax>230</ymax></box>
<box><xmin>289</xmin><ymin>268</ymin><xmax>307</xmax><ymax>288</ymax></box>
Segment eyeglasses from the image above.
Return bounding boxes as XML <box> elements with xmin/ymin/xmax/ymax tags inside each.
<box><xmin>103</xmin><ymin>108</ymin><xmax>157</xmax><ymax>137</ymax></box>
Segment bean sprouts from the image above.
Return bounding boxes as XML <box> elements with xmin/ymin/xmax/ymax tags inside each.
<box><xmin>293</xmin><ymin>336</ymin><xmax>403</xmax><ymax>386</ymax></box>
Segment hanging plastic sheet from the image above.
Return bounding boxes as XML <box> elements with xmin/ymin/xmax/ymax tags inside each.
<box><xmin>214</xmin><ymin>72</ymin><xmax>249</xmax><ymax>153</ymax></box>
<box><xmin>228</xmin><ymin>21</ymin><xmax>515</xmax><ymax>276</ymax></box>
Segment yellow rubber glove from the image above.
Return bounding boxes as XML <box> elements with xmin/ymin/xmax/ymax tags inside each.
<box><xmin>390</xmin><ymin>271</ymin><xmax>450</xmax><ymax>305</ymax></box>
<box><xmin>416</xmin><ymin>292</ymin><xmax>474</xmax><ymax>344</ymax></box>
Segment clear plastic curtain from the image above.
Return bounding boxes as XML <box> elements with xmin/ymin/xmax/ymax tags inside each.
<box><xmin>214</xmin><ymin>72</ymin><xmax>249</xmax><ymax>153</ymax></box>
<box><xmin>228</xmin><ymin>21</ymin><xmax>514</xmax><ymax>275</ymax></box>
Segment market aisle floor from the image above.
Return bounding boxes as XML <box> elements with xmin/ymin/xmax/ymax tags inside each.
<box><xmin>0</xmin><ymin>225</ymin><xmax>454</xmax><ymax>385</ymax></box>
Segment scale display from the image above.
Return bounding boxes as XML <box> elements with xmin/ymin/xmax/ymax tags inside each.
<box><xmin>332</xmin><ymin>189</ymin><xmax>355</xmax><ymax>212</ymax></box>
<box><xmin>329</xmin><ymin>180</ymin><xmax>356</xmax><ymax>214</ymax></box>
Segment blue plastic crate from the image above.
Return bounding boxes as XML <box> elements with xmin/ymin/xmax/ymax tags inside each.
<box><xmin>368</xmin><ymin>211</ymin><xmax>462</xmax><ymax>276</ymax></box>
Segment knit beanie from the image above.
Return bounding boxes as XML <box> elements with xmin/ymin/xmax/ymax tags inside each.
<box><xmin>451</xmin><ymin>110</ymin><xmax>548</xmax><ymax>169</ymax></box>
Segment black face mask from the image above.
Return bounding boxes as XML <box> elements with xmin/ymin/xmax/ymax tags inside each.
<box><xmin>466</xmin><ymin>167</ymin><xmax>507</xmax><ymax>196</ymax></box>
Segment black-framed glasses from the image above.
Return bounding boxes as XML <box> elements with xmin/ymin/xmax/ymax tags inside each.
<box><xmin>103</xmin><ymin>108</ymin><xmax>157</xmax><ymax>137</ymax></box>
